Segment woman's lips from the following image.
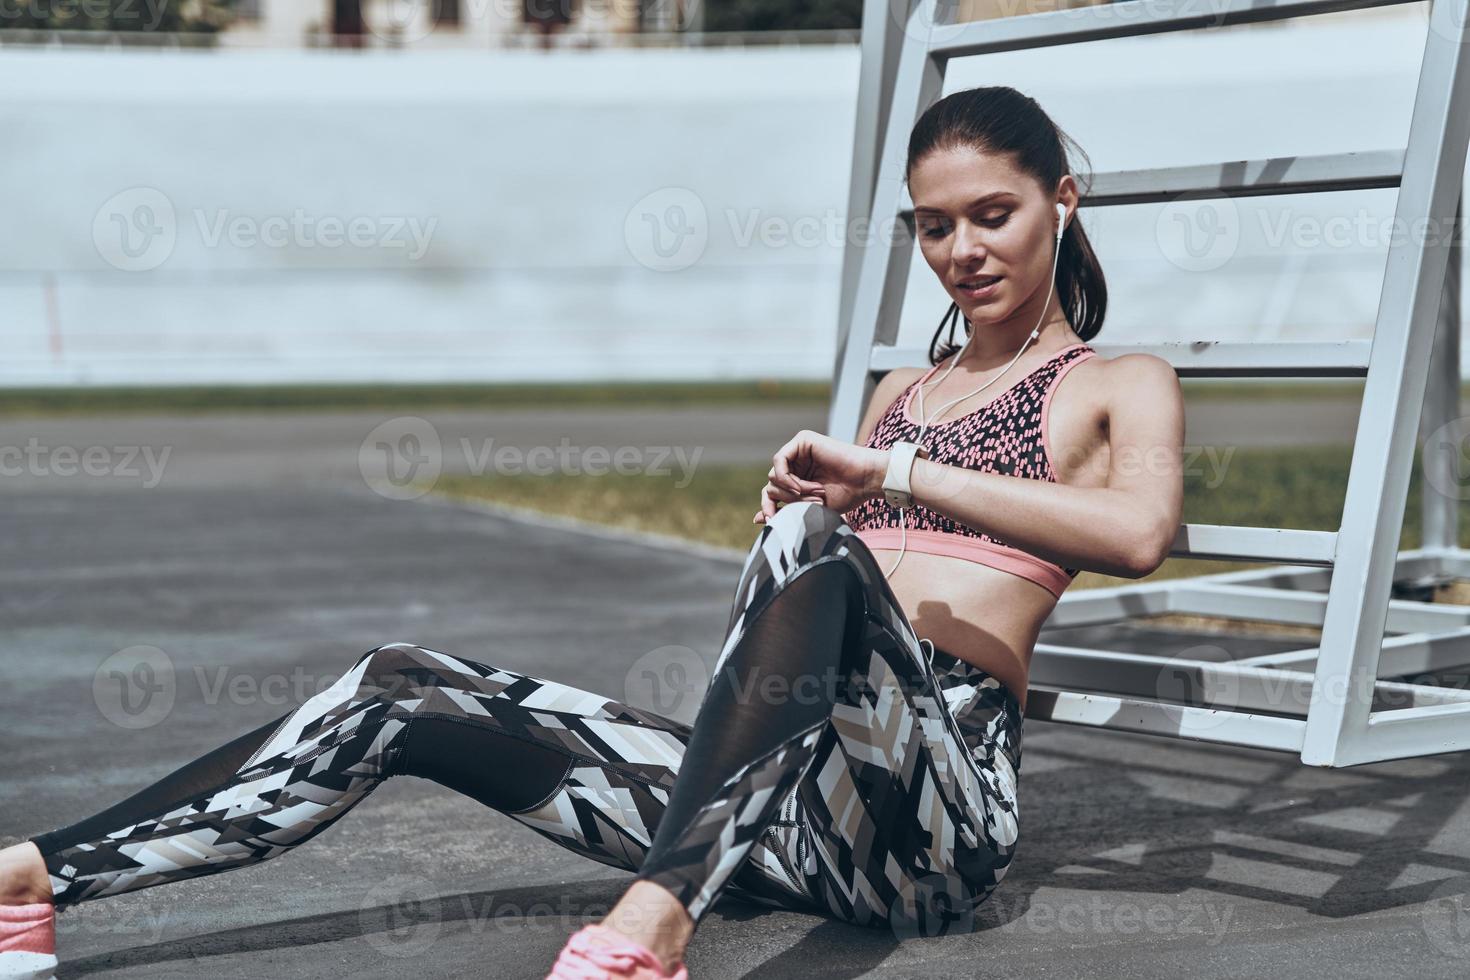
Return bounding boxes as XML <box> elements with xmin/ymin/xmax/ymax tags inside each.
<box><xmin>957</xmin><ymin>276</ymin><xmax>1002</xmax><ymax>300</ymax></box>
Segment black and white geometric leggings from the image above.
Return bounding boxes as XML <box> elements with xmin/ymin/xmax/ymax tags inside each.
<box><xmin>27</xmin><ymin>501</ymin><xmax>1024</xmax><ymax>936</ymax></box>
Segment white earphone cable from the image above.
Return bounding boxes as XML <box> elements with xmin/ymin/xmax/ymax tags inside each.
<box><xmin>882</xmin><ymin>203</ymin><xmax>1070</xmax><ymax>580</ymax></box>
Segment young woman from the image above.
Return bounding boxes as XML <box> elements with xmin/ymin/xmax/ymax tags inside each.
<box><xmin>0</xmin><ymin>86</ymin><xmax>1183</xmax><ymax>980</ymax></box>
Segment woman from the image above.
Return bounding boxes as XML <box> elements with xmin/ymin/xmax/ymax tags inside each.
<box><xmin>0</xmin><ymin>86</ymin><xmax>1183</xmax><ymax>980</ymax></box>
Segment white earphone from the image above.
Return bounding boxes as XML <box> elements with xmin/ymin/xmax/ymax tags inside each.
<box><xmin>881</xmin><ymin>202</ymin><xmax>1069</xmax><ymax>579</ymax></box>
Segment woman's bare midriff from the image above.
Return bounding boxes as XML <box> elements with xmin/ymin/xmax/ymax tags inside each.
<box><xmin>862</xmin><ymin>548</ymin><xmax>1055</xmax><ymax>712</ymax></box>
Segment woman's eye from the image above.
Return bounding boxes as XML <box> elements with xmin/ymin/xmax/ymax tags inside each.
<box><xmin>981</xmin><ymin>214</ymin><xmax>1010</xmax><ymax>228</ymax></box>
<box><xmin>921</xmin><ymin>224</ymin><xmax>949</xmax><ymax>239</ymax></box>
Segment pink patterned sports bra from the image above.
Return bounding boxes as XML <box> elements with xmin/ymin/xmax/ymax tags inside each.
<box><xmin>842</xmin><ymin>342</ymin><xmax>1097</xmax><ymax>598</ymax></box>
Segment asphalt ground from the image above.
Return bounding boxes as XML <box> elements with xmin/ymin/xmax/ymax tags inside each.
<box><xmin>5</xmin><ymin>401</ymin><xmax>1470</xmax><ymax>980</ymax></box>
<box><xmin>0</xmin><ymin>396</ymin><xmax>1361</xmax><ymax>491</ymax></box>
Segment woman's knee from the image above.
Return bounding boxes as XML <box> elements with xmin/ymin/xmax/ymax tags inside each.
<box><xmin>345</xmin><ymin>641</ymin><xmax>438</xmax><ymax>701</ymax></box>
<box><xmin>351</xmin><ymin>640</ymin><xmax>423</xmax><ymax>670</ymax></box>
<box><xmin>766</xmin><ymin>499</ymin><xmax>848</xmax><ymax>541</ymax></box>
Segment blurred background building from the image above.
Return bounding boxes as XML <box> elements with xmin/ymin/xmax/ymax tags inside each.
<box><xmin>0</xmin><ymin>0</ymin><xmax>1456</xmax><ymax>386</ymax></box>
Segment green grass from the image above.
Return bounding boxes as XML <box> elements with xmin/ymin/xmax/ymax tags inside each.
<box><xmin>0</xmin><ymin>380</ymin><xmax>832</xmax><ymax>417</ymax></box>
<box><xmin>434</xmin><ymin>443</ymin><xmax>1470</xmax><ymax>594</ymax></box>
<box><xmin>0</xmin><ymin>377</ymin><xmax>1451</xmax><ymax>417</ymax></box>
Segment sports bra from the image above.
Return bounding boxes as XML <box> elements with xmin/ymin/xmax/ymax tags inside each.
<box><xmin>841</xmin><ymin>342</ymin><xmax>1097</xmax><ymax>598</ymax></box>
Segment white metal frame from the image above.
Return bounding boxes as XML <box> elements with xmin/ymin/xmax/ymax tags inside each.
<box><xmin>830</xmin><ymin>0</ymin><xmax>1470</xmax><ymax>766</ymax></box>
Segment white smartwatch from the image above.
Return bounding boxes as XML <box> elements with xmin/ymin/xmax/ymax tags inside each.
<box><xmin>882</xmin><ymin>440</ymin><xmax>930</xmax><ymax>509</ymax></box>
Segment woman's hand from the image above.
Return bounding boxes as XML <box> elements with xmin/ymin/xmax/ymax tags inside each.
<box><xmin>754</xmin><ymin>429</ymin><xmax>889</xmax><ymax>524</ymax></box>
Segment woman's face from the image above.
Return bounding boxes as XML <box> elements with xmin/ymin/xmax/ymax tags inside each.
<box><xmin>907</xmin><ymin>145</ymin><xmax>1066</xmax><ymax>325</ymax></box>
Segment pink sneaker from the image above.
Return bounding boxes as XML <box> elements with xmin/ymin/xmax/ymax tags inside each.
<box><xmin>544</xmin><ymin>923</ymin><xmax>688</xmax><ymax>980</ymax></box>
<box><xmin>0</xmin><ymin>902</ymin><xmax>57</xmax><ymax>980</ymax></box>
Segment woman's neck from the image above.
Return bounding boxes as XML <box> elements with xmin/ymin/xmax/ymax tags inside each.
<box><xmin>955</xmin><ymin>314</ymin><xmax>1075</xmax><ymax>370</ymax></box>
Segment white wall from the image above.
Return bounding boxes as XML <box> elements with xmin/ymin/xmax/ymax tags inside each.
<box><xmin>1</xmin><ymin>6</ymin><xmax>1464</xmax><ymax>387</ymax></box>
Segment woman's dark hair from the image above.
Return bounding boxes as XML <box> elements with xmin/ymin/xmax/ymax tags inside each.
<box><xmin>906</xmin><ymin>86</ymin><xmax>1107</xmax><ymax>363</ymax></box>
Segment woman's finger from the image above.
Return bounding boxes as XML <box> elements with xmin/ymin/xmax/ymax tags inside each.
<box><xmin>763</xmin><ymin>481</ymin><xmax>800</xmax><ymax>504</ymax></box>
<box><xmin>768</xmin><ymin>462</ymin><xmax>805</xmax><ymax>496</ymax></box>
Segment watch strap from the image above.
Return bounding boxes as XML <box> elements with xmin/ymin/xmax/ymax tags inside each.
<box><xmin>883</xmin><ymin>441</ymin><xmax>929</xmax><ymax>508</ymax></box>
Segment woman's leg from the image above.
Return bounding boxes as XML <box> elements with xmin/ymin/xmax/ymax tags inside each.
<box><xmin>603</xmin><ymin>499</ymin><xmax>1023</xmax><ymax>954</ymax></box>
<box><xmin>19</xmin><ymin>641</ymin><xmax>802</xmax><ymax>913</ymax></box>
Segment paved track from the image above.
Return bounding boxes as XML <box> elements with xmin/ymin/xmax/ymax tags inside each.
<box><xmin>5</xmin><ymin>403</ymin><xmax>1468</xmax><ymax>980</ymax></box>
<box><xmin>0</xmin><ymin>396</ymin><xmax>1359</xmax><ymax>491</ymax></box>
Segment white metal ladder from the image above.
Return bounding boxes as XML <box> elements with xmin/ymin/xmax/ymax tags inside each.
<box><xmin>829</xmin><ymin>0</ymin><xmax>1470</xmax><ymax>766</ymax></box>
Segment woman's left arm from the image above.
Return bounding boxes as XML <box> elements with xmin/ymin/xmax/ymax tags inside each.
<box><xmin>905</xmin><ymin>354</ymin><xmax>1185</xmax><ymax>579</ymax></box>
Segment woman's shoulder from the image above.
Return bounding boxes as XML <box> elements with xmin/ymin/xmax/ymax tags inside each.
<box><xmin>855</xmin><ymin>366</ymin><xmax>931</xmax><ymax>444</ymax></box>
<box><xmin>1077</xmin><ymin>347</ymin><xmax>1182</xmax><ymax>416</ymax></box>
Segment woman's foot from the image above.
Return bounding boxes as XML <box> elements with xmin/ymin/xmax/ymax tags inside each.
<box><xmin>0</xmin><ymin>845</ymin><xmax>56</xmax><ymax>980</ymax></box>
<box><xmin>545</xmin><ymin>881</ymin><xmax>692</xmax><ymax>979</ymax></box>
<box><xmin>545</xmin><ymin>924</ymin><xmax>686</xmax><ymax>980</ymax></box>
<box><xmin>0</xmin><ymin>845</ymin><xmax>51</xmax><ymax>908</ymax></box>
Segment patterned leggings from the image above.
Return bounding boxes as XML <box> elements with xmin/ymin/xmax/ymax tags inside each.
<box><xmin>26</xmin><ymin>501</ymin><xmax>1024</xmax><ymax>935</ymax></box>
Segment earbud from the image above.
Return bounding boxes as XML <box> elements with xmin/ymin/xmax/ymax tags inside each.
<box><xmin>1055</xmin><ymin>202</ymin><xmax>1067</xmax><ymax>239</ymax></box>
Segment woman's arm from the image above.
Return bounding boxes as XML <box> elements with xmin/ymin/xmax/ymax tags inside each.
<box><xmin>903</xmin><ymin>353</ymin><xmax>1184</xmax><ymax>579</ymax></box>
